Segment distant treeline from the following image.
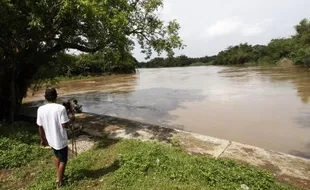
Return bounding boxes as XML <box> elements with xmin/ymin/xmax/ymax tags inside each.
<box><xmin>138</xmin><ymin>18</ymin><xmax>310</xmax><ymax>68</ymax></box>
<box><xmin>136</xmin><ymin>55</ymin><xmax>215</xmax><ymax>68</ymax></box>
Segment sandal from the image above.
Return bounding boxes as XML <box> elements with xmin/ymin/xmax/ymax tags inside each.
<box><xmin>57</xmin><ymin>180</ymin><xmax>65</xmax><ymax>189</ymax></box>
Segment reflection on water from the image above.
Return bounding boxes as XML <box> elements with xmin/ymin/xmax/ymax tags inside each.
<box><xmin>23</xmin><ymin>66</ymin><xmax>310</xmax><ymax>158</ymax></box>
<box><xmin>24</xmin><ymin>88</ymin><xmax>205</xmax><ymax>131</ymax></box>
<box><xmin>25</xmin><ymin>74</ymin><xmax>138</xmax><ymax>101</ymax></box>
<box><xmin>219</xmin><ymin>67</ymin><xmax>310</xmax><ymax>104</ymax></box>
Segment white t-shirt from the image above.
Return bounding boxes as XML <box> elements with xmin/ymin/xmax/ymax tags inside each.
<box><xmin>36</xmin><ymin>103</ymin><xmax>70</xmax><ymax>150</ymax></box>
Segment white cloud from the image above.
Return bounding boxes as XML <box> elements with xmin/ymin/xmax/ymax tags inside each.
<box><xmin>242</xmin><ymin>19</ymin><xmax>273</xmax><ymax>36</ymax></box>
<box><xmin>241</xmin><ymin>25</ymin><xmax>263</xmax><ymax>36</ymax></box>
<box><xmin>158</xmin><ymin>1</ymin><xmax>173</xmax><ymax>19</ymax></box>
<box><xmin>206</xmin><ymin>18</ymin><xmax>242</xmax><ymax>37</ymax></box>
<box><xmin>206</xmin><ymin>18</ymin><xmax>273</xmax><ymax>37</ymax></box>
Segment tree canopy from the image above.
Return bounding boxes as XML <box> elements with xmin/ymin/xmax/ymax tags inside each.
<box><xmin>0</xmin><ymin>0</ymin><xmax>183</xmax><ymax>121</ymax></box>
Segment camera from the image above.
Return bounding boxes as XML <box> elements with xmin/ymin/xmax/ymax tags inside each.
<box><xmin>62</xmin><ymin>99</ymin><xmax>83</xmax><ymax>116</ymax></box>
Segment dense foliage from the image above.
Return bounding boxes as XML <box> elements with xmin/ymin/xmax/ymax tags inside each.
<box><xmin>140</xmin><ymin>18</ymin><xmax>310</xmax><ymax>68</ymax></box>
<box><xmin>0</xmin><ymin>0</ymin><xmax>183</xmax><ymax>121</ymax></box>
<box><xmin>38</xmin><ymin>52</ymin><xmax>138</xmax><ymax>79</ymax></box>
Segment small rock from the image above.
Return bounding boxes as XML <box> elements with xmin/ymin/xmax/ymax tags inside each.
<box><xmin>156</xmin><ymin>158</ymin><xmax>160</xmax><ymax>165</ymax></box>
<box><xmin>241</xmin><ymin>184</ymin><xmax>250</xmax><ymax>190</ymax></box>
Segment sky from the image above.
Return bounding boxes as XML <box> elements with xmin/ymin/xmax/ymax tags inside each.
<box><xmin>133</xmin><ymin>0</ymin><xmax>310</xmax><ymax>61</ymax></box>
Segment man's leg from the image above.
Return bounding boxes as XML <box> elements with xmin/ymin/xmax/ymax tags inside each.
<box><xmin>54</xmin><ymin>157</ymin><xmax>60</xmax><ymax>182</ymax></box>
<box><xmin>57</xmin><ymin>163</ymin><xmax>66</xmax><ymax>186</ymax></box>
<box><xmin>53</xmin><ymin>149</ymin><xmax>60</xmax><ymax>182</ymax></box>
<box><xmin>57</xmin><ymin>147</ymin><xmax>68</xmax><ymax>187</ymax></box>
<box><xmin>54</xmin><ymin>156</ymin><xmax>60</xmax><ymax>169</ymax></box>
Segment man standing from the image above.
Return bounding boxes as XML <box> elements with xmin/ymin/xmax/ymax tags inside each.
<box><xmin>37</xmin><ymin>88</ymin><xmax>70</xmax><ymax>188</ymax></box>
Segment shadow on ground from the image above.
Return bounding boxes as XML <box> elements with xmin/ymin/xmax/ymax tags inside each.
<box><xmin>95</xmin><ymin>138</ymin><xmax>119</xmax><ymax>149</ymax></box>
<box><xmin>76</xmin><ymin>113</ymin><xmax>176</xmax><ymax>143</ymax></box>
<box><xmin>70</xmin><ymin>160</ymin><xmax>120</xmax><ymax>181</ymax></box>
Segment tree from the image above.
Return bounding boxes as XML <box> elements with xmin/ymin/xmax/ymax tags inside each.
<box><xmin>294</xmin><ymin>18</ymin><xmax>310</xmax><ymax>45</ymax></box>
<box><xmin>266</xmin><ymin>38</ymin><xmax>293</xmax><ymax>60</ymax></box>
<box><xmin>0</xmin><ymin>0</ymin><xmax>183</xmax><ymax>121</ymax></box>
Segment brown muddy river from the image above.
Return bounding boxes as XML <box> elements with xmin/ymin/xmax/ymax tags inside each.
<box><xmin>24</xmin><ymin>66</ymin><xmax>310</xmax><ymax>158</ymax></box>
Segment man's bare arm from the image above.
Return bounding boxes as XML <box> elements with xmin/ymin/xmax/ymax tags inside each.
<box><xmin>38</xmin><ymin>126</ymin><xmax>47</xmax><ymax>146</ymax></box>
<box><xmin>62</xmin><ymin>121</ymin><xmax>70</xmax><ymax>128</ymax></box>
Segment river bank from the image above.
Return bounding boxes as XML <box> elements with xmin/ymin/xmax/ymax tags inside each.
<box><xmin>73</xmin><ymin>113</ymin><xmax>310</xmax><ymax>189</ymax></box>
<box><xmin>17</xmin><ymin>109</ymin><xmax>310</xmax><ymax>189</ymax></box>
<box><xmin>0</xmin><ymin>121</ymin><xmax>298</xmax><ymax>190</ymax></box>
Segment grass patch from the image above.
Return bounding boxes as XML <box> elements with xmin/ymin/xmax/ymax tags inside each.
<box><xmin>1</xmin><ymin>123</ymin><xmax>300</xmax><ymax>190</ymax></box>
<box><xmin>0</xmin><ymin>122</ymin><xmax>48</xmax><ymax>169</ymax></box>
<box><xmin>0</xmin><ymin>122</ymin><xmax>51</xmax><ymax>190</ymax></box>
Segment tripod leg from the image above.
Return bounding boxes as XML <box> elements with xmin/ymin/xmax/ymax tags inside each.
<box><xmin>71</xmin><ymin>127</ymin><xmax>74</xmax><ymax>156</ymax></box>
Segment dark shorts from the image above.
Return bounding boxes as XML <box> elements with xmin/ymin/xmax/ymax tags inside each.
<box><xmin>52</xmin><ymin>146</ymin><xmax>68</xmax><ymax>164</ymax></box>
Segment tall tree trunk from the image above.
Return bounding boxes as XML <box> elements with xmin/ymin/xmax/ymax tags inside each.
<box><xmin>0</xmin><ymin>71</ymin><xmax>12</xmax><ymax>122</ymax></box>
<box><xmin>10</xmin><ymin>64</ymin><xmax>16</xmax><ymax>122</ymax></box>
<box><xmin>0</xmin><ymin>64</ymin><xmax>30</xmax><ymax>122</ymax></box>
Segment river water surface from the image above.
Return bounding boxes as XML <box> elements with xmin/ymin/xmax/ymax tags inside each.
<box><xmin>24</xmin><ymin>66</ymin><xmax>310</xmax><ymax>158</ymax></box>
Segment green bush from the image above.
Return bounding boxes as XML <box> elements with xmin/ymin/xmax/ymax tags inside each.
<box><xmin>291</xmin><ymin>47</ymin><xmax>310</xmax><ymax>66</ymax></box>
<box><xmin>0</xmin><ymin>122</ymin><xmax>46</xmax><ymax>169</ymax></box>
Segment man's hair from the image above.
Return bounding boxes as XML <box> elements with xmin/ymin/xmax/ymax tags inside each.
<box><xmin>45</xmin><ymin>88</ymin><xmax>57</xmax><ymax>102</ymax></box>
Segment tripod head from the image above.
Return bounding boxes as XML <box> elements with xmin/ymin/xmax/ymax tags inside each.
<box><xmin>63</xmin><ymin>99</ymin><xmax>83</xmax><ymax>115</ymax></box>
